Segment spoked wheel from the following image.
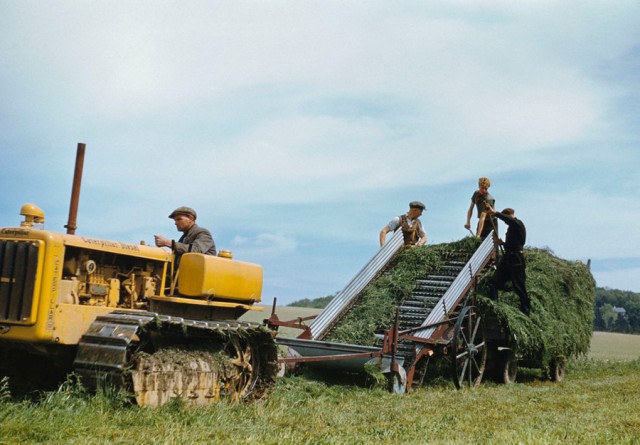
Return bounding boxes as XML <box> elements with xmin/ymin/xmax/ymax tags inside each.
<box><xmin>451</xmin><ymin>306</ymin><xmax>487</xmax><ymax>389</ymax></box>
<box><xmin>224</xmin><ymin>336</ymin><xmax>260</xmax><ymax>401</ymax></box>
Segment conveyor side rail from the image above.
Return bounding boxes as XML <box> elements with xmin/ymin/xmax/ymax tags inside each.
<box><xmin>309</xmin><ymin>230</ymin><xmax>404</xmax><ymax>340</ymax></box>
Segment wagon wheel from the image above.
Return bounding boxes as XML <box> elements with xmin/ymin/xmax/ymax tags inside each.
<box><xmin>549</xmin><ymin>356</ymin><xmax>565</xmax><ymax>382</ymax></box>
<box><xmin>224</xmin><ymin>336</ymin><xmax>260</xmax><ymax>401</ymax></box>
<box><xmin>496</xmin><ymin>351</ymin><xmax>518</xmax><ymax>384</ymax></box>
<box><xmin>451</xmin><ymin>306</ymin><xmax>487</xmax><ymax>389</ymax></box>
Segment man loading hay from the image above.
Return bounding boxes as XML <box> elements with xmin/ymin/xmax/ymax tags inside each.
<box><xmin>465</xmin><ymin>177</ymin><xmax>498</xmax><ymax>238</ymax></box>
<box><xmin>485</xmin><ymin>203</ymin><xmax>531</xmax><ymax>316</ymax></box>
<box><xmin>380</xmin><ymin>201</ymin><xmax>427</xmax><ymax>247</ymax></box>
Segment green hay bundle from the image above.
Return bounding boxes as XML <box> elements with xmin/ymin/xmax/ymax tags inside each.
<box><xmin>478</xmin><ymin>247</ymin><xmax>595</xmax><ymax>369</ymax></box>
<box><xmin>325</xmin><ymin>238</ymin><xmax>595</xmax><ymax>372</ymax></box>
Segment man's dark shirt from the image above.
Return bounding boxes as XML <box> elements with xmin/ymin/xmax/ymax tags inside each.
<box><xmin>495</xmin><ymin>212</ymin><xmax>526</xmax><ymax>252</ymax></box>
<box><xmin>174</xmin><ymin>224</ymin><xmax>217</xmax><ymax>256</ymax></box>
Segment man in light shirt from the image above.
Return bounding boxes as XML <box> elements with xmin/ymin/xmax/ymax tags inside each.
<box><xmin>380</xmin><ymin>201</ymin><xmax>427</xmax><ymax>247</ymax></box>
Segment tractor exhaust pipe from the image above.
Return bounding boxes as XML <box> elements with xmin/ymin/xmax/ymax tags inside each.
<box><xmin>65</xmin><ymin>143</ymin><xmax>86</xmax><ymax>235</ymax></box>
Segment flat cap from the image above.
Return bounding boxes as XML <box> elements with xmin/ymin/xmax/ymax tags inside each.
<box><xmin>409</xmin><ymin>200</ymin><xmax>426</xmax><ymax>210</ymax></box>
<box><xmin>168</xmin><ymin>206</ymin><xmax>197</xmax><ymax>220</ymax></box>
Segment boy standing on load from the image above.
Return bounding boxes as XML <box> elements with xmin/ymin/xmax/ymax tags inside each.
<box><xmin>465</xmin><ymin>177</ymin><xmax>497</xmax><ymax>238</ymax></box>
<box><xmin>380</xmin><ymin>201</ymin><xmax>427</xmax><ymax>247</ymax></box>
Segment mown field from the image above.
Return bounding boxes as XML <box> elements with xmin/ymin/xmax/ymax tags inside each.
<box><xmin>1</xmin><ymin>313</ymin><xmax>639</xmax><ymax>444</ymax></box>
<box><xmin>589</xmin><ymin>331</ymin><xmax>640</xmax><ymax>361</ymax></box>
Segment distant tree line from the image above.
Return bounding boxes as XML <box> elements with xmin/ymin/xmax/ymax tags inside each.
<box><xmin>594</xmin><ymin>287</ymin><xmax>640</xmax><ymax>334</ymax></box>
<box><xmin>288</xmin><ymin>294</ymin><xmax>335</xmax><ymax>309</ymax></box>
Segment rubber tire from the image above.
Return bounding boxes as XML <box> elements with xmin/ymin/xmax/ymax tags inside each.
<box><xmin>386</xmin><ymin>370</ymin><xmax>407</xmax><ymax>394</ymax></box>
<box><xmin>498</xmin><ymin>353</ymin><xmax>518</xmax><ymax>384</ymax></box>
<box><xmin>550</xmin><ymin>356</ymin><xmax>566</xmax><ymax>382</ymax></box>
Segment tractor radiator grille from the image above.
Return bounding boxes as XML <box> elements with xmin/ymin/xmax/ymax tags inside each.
<box><xmin>0</xmin><ymin>240</ymin><xmax>39</xmax><ymax>323</ymax></box>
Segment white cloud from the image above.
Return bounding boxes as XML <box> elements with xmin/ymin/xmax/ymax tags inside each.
<box><xmin>1</xmin><ymin>1</ymin><xmax>639</xmax><ymax>299</ymax></box>
<box><xmin>231</xmin><ymin>232</ymin><xmax>297</xmax><ymax>256</ymax></box>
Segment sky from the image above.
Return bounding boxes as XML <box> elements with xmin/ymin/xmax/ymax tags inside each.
<box><xmin>1</xmin><ymin>1</ymin><xmax>639</xmax><ymax>305</ymax></box>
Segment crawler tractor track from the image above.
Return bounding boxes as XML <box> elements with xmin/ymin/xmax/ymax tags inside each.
<box><xmin>73</xmin><ymin>311</ymin><xmax>279</xmax><ymax>407</ymax></box>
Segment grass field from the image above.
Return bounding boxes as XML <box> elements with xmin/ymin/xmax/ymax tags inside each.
<box><xmin>1</xmin><ymin>360</ymin><xmax>638</xmax><ymax>444</ymax></box>
<box><xmin>589</xmin><ymin>331</ymin><xmax>640</xmax><ymax>361</ymax></box>
<box><xmin>1</xmin><ymin>309</ymin><xmax>638</xmax><ymax>444</ymax></box>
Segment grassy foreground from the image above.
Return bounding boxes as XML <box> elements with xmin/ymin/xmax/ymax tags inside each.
<box><xmin>1</xmin><ymin>359</ymin><xmax>639</xmax><ymax>444</ymax></box>
<box><xmin>1</xmin><ymin>326</ymin><xmax>638</xmax><ymax>445</ymax></box>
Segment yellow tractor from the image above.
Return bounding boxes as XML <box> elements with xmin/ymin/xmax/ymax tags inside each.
<box><xmin>0</xmin><ymin>145</ymin><xmax>278</xmax><ymax>406</ymax></box>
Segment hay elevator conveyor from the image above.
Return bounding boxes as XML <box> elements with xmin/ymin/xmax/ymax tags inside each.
<box><xmin>268</xmin><ymin>232</ymin><xmax>498</xmax><ymax>392</ymax></box>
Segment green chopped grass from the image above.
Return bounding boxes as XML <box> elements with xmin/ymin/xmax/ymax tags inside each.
<box><xmin>326</xmin><ymin>238</ymin><xmax>595</xmax><ymax>375</ymax></box>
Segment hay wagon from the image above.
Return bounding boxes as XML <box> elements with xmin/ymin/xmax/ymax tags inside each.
<box><xmin>268</xmin><ymin>231</ymin><xmax>595</xmax><ymax>392</ymax></box>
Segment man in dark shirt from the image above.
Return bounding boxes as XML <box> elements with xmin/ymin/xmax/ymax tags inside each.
<box><xmin>485</xmin><ymin>203</ymin><xmax>530</xmax><ymax>316</ymax></box>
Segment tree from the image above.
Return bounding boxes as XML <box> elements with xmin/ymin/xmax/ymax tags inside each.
<box><xmin>288</xmin><ymin>294</ymin><xmax>335</xmax><ymax>309</ymax></box>
<box><xmin>594</xmin><ymin>287</ymin><xmax>640</xmax><ymax>334</ymax></box>
<box><xmin>598</xmin><ymin>304</ymin><xmax>618</xmax><ymax>331</ymax></box>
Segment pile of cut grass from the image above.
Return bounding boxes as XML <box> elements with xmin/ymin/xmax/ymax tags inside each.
<box><xmin>479</xmin><ymin>247</ymin><xmax>595</xmax><ymax>370</ymax></box>
<box><xmin>326</xmin><ymin>237</ymin><xmax>595</xmax><ymax>372</ymax></box>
